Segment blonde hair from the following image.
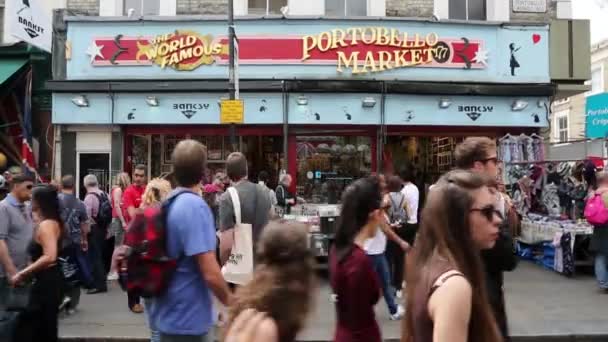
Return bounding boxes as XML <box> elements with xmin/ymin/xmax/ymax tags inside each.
<box><xmin>142</xmin><ymin>178</ymin><xmax>172</xmax><ymax>207</ymax></box>
<box><xmin>113</xmin><ymin>172</ymin><xmax>131</xmax><ymax>190</ymax></box>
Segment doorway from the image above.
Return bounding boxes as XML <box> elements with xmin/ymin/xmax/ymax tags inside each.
<box><xmin>78</xmin><ymin>153</ymin><xmax>110</xmax><ymax>200</ymax></box>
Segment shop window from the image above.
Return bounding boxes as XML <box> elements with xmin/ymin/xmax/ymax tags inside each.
<box><xmin>449</xmin><ymin>0</ymin><xmax>486</xmax><ymax>20</ymax></box>
<box><xmin>249</xmin><ymin>0</ymin><xmax>287</xmax><ymax>15</ymax></box>
<box><xmin>326</xmin><ymin>0</ymin><xmax>367</xmax><ymax>16</ymax></box>
<box><xmin>296</xmin><ymin>136</ymin><xmax>372</xmax><ymax>204</ymax></box>
<box><xmin>124</xmin><ymin>0</ymin><xmax>160</xmax><ymax>16</ymax></box>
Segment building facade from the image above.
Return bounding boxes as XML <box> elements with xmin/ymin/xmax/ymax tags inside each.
<box><xmin>548</xmin><ymin>40</ymin><xmax>608</xmax><ymax>160</ymax></box>
<box><xmin>48</xmin><ymin>0</ymin><xmax>589</xmax><ymax>199</ymax></box>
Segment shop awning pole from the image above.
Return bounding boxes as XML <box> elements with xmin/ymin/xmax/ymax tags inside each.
<box><xmin>228</xmin><ymin>0</ymin><xmax>237</xmax><ymax>151</ymax></box>
<box><xmin>282</xmin><ymin>81</ymin><xmax>288</xmax><ymax>171</ymax></box>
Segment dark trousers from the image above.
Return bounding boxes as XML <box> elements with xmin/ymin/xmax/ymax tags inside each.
<box><xmin>103</xmin><ymin>236</ymin><xmax>115</xmax><ymax>275</ymax></box>
<box><xmin>386</xmin><ymin>223</ymin><xmax>418</xmax><ymax>290</ymax></box>
<box><xmin>128</xmin><ymin>290</ymin><xmax>141</xmax><ymax>309</ymax></box>
<box><xmin>88</xmin><ymin>226</ymin><xmax>108</xmax><ymax>291</ymax></box>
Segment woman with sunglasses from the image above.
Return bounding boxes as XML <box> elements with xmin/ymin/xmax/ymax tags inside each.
<box><xmin>10</xmin><ymin>185</ymin><xmax>64</xmax><ymax>342</ymax></box>
<box><xmin>402</xmin><ymin>170</ymin><xmax>503</xmax><ymax>342</ymax></box>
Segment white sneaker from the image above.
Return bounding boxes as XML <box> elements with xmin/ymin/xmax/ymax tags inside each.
<box><xmin>107</xmin><ymin>271</ymin><xmax>119</xmax><ymax>281</ymax></box>
<box><xmin>396</xmin><ymin>290</ymin><xmax>403</xmax><ymax>299</ymax></box>
<box><xmin>390</xmin><ymin>305</ymin><xmax>405</xmax><ymax>320</ymax></box>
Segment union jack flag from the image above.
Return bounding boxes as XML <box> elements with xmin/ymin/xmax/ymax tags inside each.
<box><xmin>20</xmin><ymin>69</ymin><xmax>36</xmax><ymax>174</ymax></box>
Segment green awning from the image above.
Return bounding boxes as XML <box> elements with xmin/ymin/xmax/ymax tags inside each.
<box><xmin>0</xmin><ymin>59</ymin><xmax>28</xmax><ymax>92</ymax></box>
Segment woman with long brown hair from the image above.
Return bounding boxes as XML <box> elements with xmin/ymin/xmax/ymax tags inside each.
<box><xmin>403</xmin><ymin>170</ymin><xmax>504</xmax><ymax>342</ymax></box>
<box><xmin>223</xmin><ymin>220</ymin><xmax>316</xmax><ymax>342</ymax></box>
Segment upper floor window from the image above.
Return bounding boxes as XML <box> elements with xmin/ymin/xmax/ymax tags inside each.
<box><xmin>449</xmin><ymin>0</ymin><xmax>486</xmax><ymax>20</ymax></box>
<box><xmin>553</xmin><ymin>111</ymin><xmax>569</xmax><ymax>143</ymax></box>
<box><xmin>124</xmin><ymin>0</ymin><xmax>160</xmax><ymax>16</ymax></box>
<box><xmin>586</xmin><ymin>66</ymin><xmax>604</xmax><ymax>96</ymax></box>
<box><xmin>249</xmin><ymin>0</ymin><xmax>287</xmax><ymax>15</ymax></box>
<box><xmin>326</xmin><ymin>0</ymin><xmax>367</xmax><ymax>16</ymax></box>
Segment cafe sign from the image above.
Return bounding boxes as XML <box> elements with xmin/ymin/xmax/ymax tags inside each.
<box><xmin>86</xmin><ymin>27</ymin><xmax>487</xmax><ymax>73</ymax></box>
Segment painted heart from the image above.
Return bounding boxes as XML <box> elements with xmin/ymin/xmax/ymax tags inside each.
<box><xmin>532</xmin><ymin>34</ymin><xmax>541</xmax><ymax>44</ymax></box>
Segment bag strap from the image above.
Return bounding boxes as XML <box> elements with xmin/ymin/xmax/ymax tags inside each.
<box><xmin>228</xmin><ymin>187</ymin><xmax>242</xmax><ymax>225</ymax></box>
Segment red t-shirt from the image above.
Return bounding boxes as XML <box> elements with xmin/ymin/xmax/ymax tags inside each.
<box><xmin>122</xmin><ymin>184</ymin><xmax>145</xmax><ymax>224</ymax></box>
<box><xmin>330</xmin><ymin>245</ymin><xmax>381</xmax><ymax>342</ymax></box>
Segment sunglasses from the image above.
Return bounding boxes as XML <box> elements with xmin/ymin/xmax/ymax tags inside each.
<box><xmin>470</xmin><ymin>205</ymin><xmax>503</xmax><ymax>222</ymax></box>
<box><xmin>479</xmin><ymin>157</ymin><xmax>499</xmax><ymax>164</ymax></box>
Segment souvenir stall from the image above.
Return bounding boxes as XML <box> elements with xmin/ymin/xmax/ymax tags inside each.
<box><xmin>501</xmin><ymin>134</ymin><xmax>600</xmax><ymax>276</ymax></box>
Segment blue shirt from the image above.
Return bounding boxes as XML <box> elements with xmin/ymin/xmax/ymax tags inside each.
<box><xmin>149</xmin><ymin>189</ymin><xmax>216</xmax><ymax>335</ymax></box>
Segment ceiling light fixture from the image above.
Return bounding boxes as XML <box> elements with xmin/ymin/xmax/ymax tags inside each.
<box><xmin>512</xmin><ymin>100</ymin><xmax>529</xmax><ymax>111</ymax></box>
<box><xmin>297</xmin><ymin>95</ymin><xmax>308</xmax><ymax>106</ymax></box>
<box><xmin>362</xmin><ymin>97</ymin><xmax>377</xmax><ymax>108</ymax></box>
<box><xmin>71</xmin><ymin>95</ymin><xmax>89</xmax><ymax>107</ymax></box>
<box><xmin>438</xmin><ymin>98</ymin><xmax>452</xmax><ymax>109</ymax></box>
<box><xmin>145</xmin><ymin>96</ymin><xmax>159</xmax><ymax>107</ymax></box>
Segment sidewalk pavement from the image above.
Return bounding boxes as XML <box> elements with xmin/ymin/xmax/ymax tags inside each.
<box><xmin>59</xmin><ymin>262</ymin><xmax>608</xmax><ymax>342</ymax></box>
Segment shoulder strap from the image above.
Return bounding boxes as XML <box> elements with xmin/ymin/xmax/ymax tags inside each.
<box><xmin>227</xmin><ymin>187</ymin><xmax>242</xmax><ymax>225</ymax></box>
<box><xmin>430</xmin><ymin>270</ymin><xmax>465</xmax><ymax>295</ymax></box>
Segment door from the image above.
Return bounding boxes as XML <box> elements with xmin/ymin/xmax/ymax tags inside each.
<box><xmin>78</xmin><ymin>153</ymin><xmax>110</xmax><ymax>200</ymax></box>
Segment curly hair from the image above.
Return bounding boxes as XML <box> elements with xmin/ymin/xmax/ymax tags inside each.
<box><xmin>223</xmin><ymin>220</ymin><xmax>316</xmax><ymax>342</ymax></box>
<box><xmin>141</xmin><ymin>178</ymin><xmax>172</xmax><ymax>207</ymax></box>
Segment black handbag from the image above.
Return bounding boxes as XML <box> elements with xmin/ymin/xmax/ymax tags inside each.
<box><xmin>5</xmin><ymin>282</ymin><xmax>32</xmax><ymax>312</ymax></box>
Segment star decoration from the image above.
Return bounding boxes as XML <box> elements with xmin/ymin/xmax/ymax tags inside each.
<box><xmin>472</xmin><ymin>48</ymin><xmax>489</xmax><ymax>66</ymax></box>
<box><xmin>86</xmin><ymin>42</ymin><xmax>105</xmax><ymax>64</ymax></box>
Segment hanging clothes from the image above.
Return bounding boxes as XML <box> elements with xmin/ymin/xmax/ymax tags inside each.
<box><xmin>553</xmin><ymin>232</ymin><xmax>564</xmax><ymax>273</ymax></box>
<box><xmin>561</xmin><ymin>232</ymin><xmax>574</xmax><ymax>277</ymax></box>
<box><xmin>542</xmin><ymin>183</ymin><xmax>560</xmax><ymax>217</ymax></box>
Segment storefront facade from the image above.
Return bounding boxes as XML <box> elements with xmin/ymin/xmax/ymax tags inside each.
<box><xmin>50</xmin><ymin>16</ymin><xmax>552</xmax><ymax>199</ymax></box>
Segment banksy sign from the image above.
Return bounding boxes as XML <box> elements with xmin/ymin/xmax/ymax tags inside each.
<box><xmin>5</xmin><ymin>0</ymin><xmax>52</xmax><ymax>52</ymax></box>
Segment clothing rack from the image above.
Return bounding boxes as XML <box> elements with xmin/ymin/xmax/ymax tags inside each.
<box><xmin>505</xmin><ymin>158</ymin><xmax>608</xmax><ymax>166</ymax></box>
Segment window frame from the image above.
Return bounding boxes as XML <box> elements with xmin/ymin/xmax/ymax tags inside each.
<box><xmin>248</xmin><ymin>0</ymin><xmax>288</xmax><ymax>15</ymax></box>
<box><xmin>586</xmin><ymin>65</ymin><xmax>605</xmax><ymax>97</ymax></box>
<box><xmin>439</xmin><ymin>0</ymin><xmax>489</xmax><ymax>21</ymax></box>
<box><xmin>325</xmin><ymin>0</ymin><xmax>368</xmax><ymax>17</ymax></box>
<box><xmin>553</xmin><ymin>111</ymin><xmax>569</xmax><ymax>143</ymax></box>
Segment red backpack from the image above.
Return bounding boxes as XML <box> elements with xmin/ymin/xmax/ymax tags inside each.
<box><xmin>584</xmin><ymin>193</ymin><xmax>608</xmax><ymax>226</ymax></box>
<box><xmin>123</xmin><ymin>191</ymin><xmax>191</xmax><ymax>298</ymax></box>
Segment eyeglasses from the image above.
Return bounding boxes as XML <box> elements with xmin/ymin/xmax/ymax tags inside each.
<box><xmin>470</xmin><ymin>205</ymin><xmax>503</xmax><ymax>222</ymax></box>
<box><xmin>479</xmin><ymin>157</ymin><xmax>499</xmax><ymax>164</ymax></box>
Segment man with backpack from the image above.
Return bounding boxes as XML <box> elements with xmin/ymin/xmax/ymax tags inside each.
<box><xmin>58</xmin><ymin>175</ymin><xmax>90</xmax><ymax>314</ymax></box>
<box><xmin>147</xmin><ymin>139</ymin><xmax>232</xmax><ymax>342</ymax></box>
<box><xmin>83</xmin><ymin>174</ymin><xmax>112</xmax><ymax>294</ymax></box>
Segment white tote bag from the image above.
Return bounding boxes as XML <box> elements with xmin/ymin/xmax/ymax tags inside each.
<box><xmin>221</xmin><ymin>187</ymin><xmax>254</xmax><ymax>285</ymax></box>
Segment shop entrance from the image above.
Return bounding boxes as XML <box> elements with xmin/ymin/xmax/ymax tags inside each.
<box><xmin>77</xmin><ymin>153</ymin><xmax>110</xmax><ymax>199</ymax></box>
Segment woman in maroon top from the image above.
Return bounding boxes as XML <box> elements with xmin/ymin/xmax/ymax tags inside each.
<box><xmin>330</xmin><ymin>176</ymin><xmax>385</xmax><ymax>342</ymax></box>
<box><xmin>403</xmin><ymin>170</ymin><xmax>503</xmax><ymax>342</ymax></box>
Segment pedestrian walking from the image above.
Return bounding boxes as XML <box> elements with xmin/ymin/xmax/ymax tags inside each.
<box><xmin>11</xmin><ymin>185</ymin><xmax>64</xmax><ymax>342</ymax></box>
<box><xmin>148</xmin><ymin>139</ymin><xmax>232</xmax><ymax>342</ymax></box>
<box><xmin>403</xmin><ymin>170</ymin><xmax>503</xmax><ymax>342</ymax></box>
<box><xmin>138</xmin><ymin>178</ymin><xmax>172</xmax><ymax>342</ymax></box>
<box><xmin>107</xmin><ymin>172</ymin><xmax>130</xmax><ymax>281</ymax></box>
<box><xmin>587</xmin><ymin>171</ymin><xmax>608</xmax><ymax>291</ymax></box>
<box><xmin>0</xmin><ymin>174</ymin><xmax>34</xmax><ymax>308</ymax></box>
<box><xmin>257</xmin><ymin>171</ymin><xmax>277</xmax><ymax>216</ymax></box>
<box><xmin>454</xmin><ymin>137</ymin><xmax>518</xmax><ymax>339</ymax></box>
<box><xmin>123</xmin><ymin>165</ymin><xmax>147</xmax><ymax>313</ymax></box>
<box><xmin>58</xmin><ymin>175</ymin><xmax>90</xmax><ymax>314</ymax></box>
<box><xmin>385</xmin><ymin>175</ymin><xmax>408</xmax><ymax>299</ymax></box>
<box><xmin>275</xmin><ymin>173</ymin><xmax>295</xmax><ymax>215</ymax></box>
<box><xmin>218</xmin><ymin>153</ymin><xmax>271</xmax><ymax>266</ymax></box>
<box><xmin>398</xmin><ymin>168</ymin><xmax>420</xmax><ymax>297</ymax></box>
<box><xmin>83</xmin><ymin>174</ymin><xmax>110</xmax><ymax>295</ymax></box>
<box><xmin>330</xmin><ymin>176</ymin><xmax>385</xmax><ymax>342</ymax></box>
<box><xmin>223</xmin><ymin>220</ymin><xmax>315</xmax><ymax>342</ymax></box>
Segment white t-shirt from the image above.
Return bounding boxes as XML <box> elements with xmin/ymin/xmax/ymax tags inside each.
<box><xmin>401</xmin><ymin>182</ymin><xmax>419</xmax><ymax>224</ymax></box>
<box><xmin>364</xmin><ymin>228</ymin><xmax>387</xmax><ymax>256</ymax></box>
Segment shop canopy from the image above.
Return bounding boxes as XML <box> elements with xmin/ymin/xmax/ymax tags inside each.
<box><xmin>0</xmin><ymin>59</ymin><xmax>28</xmax><ymax>94</ymax></box>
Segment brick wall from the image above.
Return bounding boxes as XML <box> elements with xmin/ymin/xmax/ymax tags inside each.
<box><xmin>386</xmin><ymin>0</ymin><xmax>434</xmax><ymax>17</ymax></box>
<box><xmin>177</xmin><ymin>0</ymin><xmax>228</xmax><ymax>14</ymax></box>
<box><xmin>66</xmin><ymin>0</ymin><xmax>99</xmax><ymax>15</ymax></box>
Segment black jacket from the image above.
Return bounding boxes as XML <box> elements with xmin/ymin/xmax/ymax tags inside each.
<box><xmin>481</xmin><ymin>218</ymin><xmax>518</xmax><ymax>339</ymax></box>
<box><xmin>275</xmin><ymin>184</ymin><xmax>294</xmax><ymax>214</ymax></box>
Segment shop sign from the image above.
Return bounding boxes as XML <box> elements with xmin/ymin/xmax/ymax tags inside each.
<box><xmin>87</xmin><ymin>30</ymin><xmax>227</xmax><ymax>70</ymax></box>
<box><xmin>5</xmin><ymin>0</ymin><xmax>52</xmax><ymax>52</ymax></box>
<box><xmin>458</xmin><ymin>105</ymin><xmax>494</xmax><ymax>121</ymax></box>
<box><xmin>173</xmin><ymin>102</ymin><xmax>210</xmax><ymax>119</ymax></box>
<box><xmin>586</xmin><ymin>93</ymin><xmax>608</xmax><ymax>139</ymax></box>
<box><xmin>220</xmin><ymin>99</ymin><xmax>244</xmax><ymax>124</ymax></box>
<box><xmin>302</xmin><ymin>28</ymin><xmax>487</xmax><ymax>74</ymax></box>
<box><xmin>86</xmin><ymin>28</ymin><xmax>487</xmax><ymax>74</ymax></box>
<box><xmin>513</xmin><ymin>0</ymin><xmax>547</xmax><ymax>13</ymax></box>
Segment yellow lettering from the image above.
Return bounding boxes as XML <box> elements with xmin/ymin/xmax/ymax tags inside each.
<box><xmin>413</xmin><ymin>34</ymin><xmax>425</xmax><ymax>47</ymax></box>
<box><xmin>186</xmin><ymin>35</ymin><xmax>197</xmax><ymax>47</ymax></box>
<box><xmin>169</xmin><ymin>39</ymin><xmax>180</xmax><ymax>53</ymax></box>
<box><xmin>346</xmin><ymin>27</ymin><xmax>361</xmax><ymax>45</ymax></box>
<box><xmin>361</xmin><ymin>27</ymin><xmax>376</xmax><ymax>44</ymax></box>
<box><xmin>361</xmin><ymin>51</ymin><xmax>377</xmax><ymax>73</ymax></box>
<box><xmin>192</xmin><ymin>45</ymin><xmax>204</xmax><ymax>57</ymax></box>
<box><xmin>158</xmin><ymin>43</ymin><xmax>171</xmax><ymax>56</ymax></box>
<box><xmin>168</xmin><ymin>52</ymin><xmax>180</xmax><ymax>65</ymax></box>
<box><xmin>402</xmin><ymin>32</ymin><xmax>413</xmax><ymax>48</ymax></box>
<box><xmin>337</xmin><ymin>51</ymin><xmax>360</xmax><ymax>73</ymax></box>
<box><xmin>179</xmin><ymin>47</ymin><xmax>193</xmax><ymax>61</ymax></box>
<box><xmin>160</xmin><ymin>55</ymin><xmax>170</xmax><ymax>68</ymax></box>
<box><xmin>426</xmin><ymin>32</ymin><xmax>439</xmax><ymax>47</ymax></box>
<box><xmin>302</xmin><ymin>35</ymin><xmax>317</xmax><ymax>61</ymax></box>
<box><xmin>411</xmin><ymin>49</ymin><xmax>423</xmax><ymax>65</ymax></box>
<box><xmin>376</xmin><ymin>27</ymin><xmax>390</xmax><ymax>46</ymax></box>
<box><xmin>212</xmin><ymin>43</ymin><xmax>222</xmax><ymax>54</ymax></box>
<box><xmin>144</xmin><ymin>45</ymin><xmax>159</xmax><ymax>59</ymax></box>
<box><xmin>318</xmin><ymin>31</ymin><xmax>332</xmax><ymax>52</ymax></box>
<box><xmin>394</xmin><ymin>50</ymin><xmax>409</xmax><ymax>68</ymax></box>
<box><xmin>423</xmin><ymin>48</ymin><xmax>434</xmax><ymax>63</ymax></box>
<box><xmin>389</xmin><ymin>29</ymin><xmax>402</xmax><ymax>47</ymax></box>
<box><xmin>377</xmin><ymin>51</ymin><xmax>393</xmax><ymax>71</ymax></box>
<box><xmin>331</xmin><ymin>29</ymin><xmax>348</xmax><ymax>49</ymax></box>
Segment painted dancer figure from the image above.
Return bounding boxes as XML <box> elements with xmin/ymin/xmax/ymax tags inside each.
<box><xmin>509</xmin><ymin>43</ymin><xmax>520</xmax><ymax>76</ymax></box>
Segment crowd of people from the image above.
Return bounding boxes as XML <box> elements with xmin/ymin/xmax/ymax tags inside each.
<box><xmin>0</xmin><ymin>136</ymin><xmax>563</xmax><ymax>342</ymax></box>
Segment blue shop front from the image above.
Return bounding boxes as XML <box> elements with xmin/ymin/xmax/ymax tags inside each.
<box><xmin>50</xmin><ymin>16</ymin><xmax>552</xmax><ymax>199</ymax></box>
